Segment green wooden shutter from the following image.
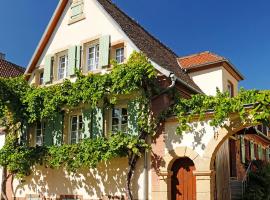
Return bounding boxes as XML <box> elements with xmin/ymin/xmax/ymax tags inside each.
<box><xmin>68</xmin><ymin>46</ymin><xmax>77</xmax><ymax>76</ymax></box>
<box><xmin>250</xmin><ymin>141</ymin><xmax>255</xmax><ymax>160</ymax></box>
<box><xmin>76</xmin><ymin>45</ymin><xmax>81</xmax><ymax>70</ymax></box>
<box><xmin>240</xmin><ymin>136</ymin><xmax>245</xmax><ymax>163</ymax></box>
<box><xmin>92</xmin><ymin>107</ymin><xmax>103</xmax><ymax>138</ymax></box>
<box><xmin>44</xmin><ymin>113</ymin><xmax>63</xmax><ymax>146</ymax></box>
<box><xmin>82</xmin><ymin>108</ymin><xmax>92</xmax><ymax>139</ymax></box>
<box><xmin>98</xmin><ymin>35</ymin><xmax>110</xmax><ymax>68</ymax></box>
<box><xmin>52</xmin><ymin>113</ymin><xmax>63</xmax><ymax>146</ymax></box>
<box><xmin>128</xmin><ymin>100</ymin><xmax>139</xmax><ymax>135</ymax></box>
<box><xmin>44</xmin><ymin>55</ymin><xmax>52</xmax><ymax>84</ymax></box>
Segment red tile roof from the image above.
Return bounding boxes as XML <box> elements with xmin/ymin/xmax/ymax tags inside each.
<box><xmin>0</xmin><ymin>59</ymin><xmax>25</xmax><ymax>78</ymax></box>
<box><xmin>178</xmin><ymin>51</ymin><xmax>225</xmax><ymax>69</ymax></box>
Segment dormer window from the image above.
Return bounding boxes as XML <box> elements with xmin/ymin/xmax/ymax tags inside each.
<box><xmin>227</xmin><ymin>81</ymin><xmax>234</xmax><ymax>97</ymax></box>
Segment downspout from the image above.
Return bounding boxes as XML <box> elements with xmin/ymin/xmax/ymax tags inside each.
<box><xmin>143</xmin><ymin>73</ymin><xmax>176</xmax><ymax>200</ymax></box>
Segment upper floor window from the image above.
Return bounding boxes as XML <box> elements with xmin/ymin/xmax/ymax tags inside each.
<box><xmin>116</xmin><ymin>47</ymin><xmax>124</xmax><ymax>64</ymax></box>
<box><xmin>227</xmin><ymin>81</ymin><xmax>234</xmax><ymax>97</ymax></box>
<box><xmin>70</xmin><ymin>115</ymin><xmax>83</xmax><ymax>144</ymax></box>
<box><xmin>58</xmin><ymin>55</ymin><xmax>68</xmax><ymax>80</ymax></box>
<box><xmin>36</xmin><ymin>121</ymin><xmax>46</xmax><ymax>146</ymax></box>
<box><xmin>69</xmin><ymin>0</ymin><xmax>85</xmax><ymax>24</ymax></box>
<box><xmin>87</xmin><ymin>44</ymin><xmax>99</xmax><ymax>71</ymax></box>
<box><xmin>112</xmin><ymin>108</ymin><xmax>128</xmax><ymax>133</ymax></box>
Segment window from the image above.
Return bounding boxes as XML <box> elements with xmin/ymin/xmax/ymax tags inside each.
<box><xmin>70</xmin><ymin>1</ymin><xmax>84</xmax><ymax>20</ymax></box>
<box><xmin>87</xmin><ymin>44</ymin><xmax>99</xmax><ymax>71</ymax></box>
<box><xmin>70</xmin><ymin>115</ymin><xmax>83</xmax><ymax>144</ymax></box>
<box><xmin>116</xmin><ymin>47</ymin><xmax>124</xmax><ymax>63</ymax></box>
<box><xmin>39</xmin><ymin>72</ymin><xmax>44</xmax><ymax>85</ymax></box>
<box><xmin>36</xmin><ymin>121</ymin><xmax>46</xmax><ymax>146</ymax></box>
<box><xmin>58</xmin><ymin>55</ymin><xmax>68</xmax><ymax>80</ymax></box>
<box><xmin>112</xmin><ymin>108</ymin><xmax>128</xmax><ymax>133</ymax></box>
<box><xmin>227</xmin><ymin>81</ymin><xmax>234</xmax><ymax>97</ymax></box>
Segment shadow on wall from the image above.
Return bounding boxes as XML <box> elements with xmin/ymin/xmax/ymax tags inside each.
<box><xmin>151</xmin><ymin>120</ymin><xmax>218</xmax><ymax>172</ymax></box>
<box><xmin>13</xmin><ymin>157</ymin><xmax>142</xmax><ymax>199</ymax></box>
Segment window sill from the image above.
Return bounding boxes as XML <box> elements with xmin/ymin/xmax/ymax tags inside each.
<box><xmin>68</xmin><ymin>14</ymin><xmax>86</xmax><ymax>25</ymax></box>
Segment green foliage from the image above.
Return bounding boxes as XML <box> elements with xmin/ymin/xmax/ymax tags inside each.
<box><xmin>244</xmin><ymin>161</ymin><xmax>270</xmax><ymax>200</ymax></box>
<box><xmin>174</xmin><ymin>88</ymin><xmax>270</xmax><ymax>134</ymax></box>
<box><xmin>0</xmin><ymin>52</ymin><xmax>155</xmax><ymax>178</ymax></box>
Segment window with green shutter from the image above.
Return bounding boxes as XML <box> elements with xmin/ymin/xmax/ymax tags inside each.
<box><xmin>44</xmin><ymin>55</ymin><xmax>53</xmax><ymax>84</ymax></box>
<box><xmin>92</xmin><ymin>107</ymin><xmax>104</xmax><ymax>138</ymax></box>
<box><xmin>98</xmin><ymin>35</ymin><xmax>110</xmax><ymax>68</ymax></box>
<box><xmin>68</xmin><ymin>45</ymin><xmax>81</xmax><ymax>76</ymax></box>
<box><xmin>44</xmin><ymin>113</ymin><xmax>63</xmax><ymax>146</ymax></box>
<box><xmin>127</xmin><ymin>100</ymin><xmax>139</xmax><ymax>135</ymax></box>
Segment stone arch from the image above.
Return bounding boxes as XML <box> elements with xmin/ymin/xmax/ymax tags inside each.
<box><xmin>202</xmin><ymin>115</ymin><xmax>256</xmax><ymax>170</ymax></box>
<box><xmin>162</xmin><ymin>146</ymin><xmax>202</xmax><ymax>172</ymax></box>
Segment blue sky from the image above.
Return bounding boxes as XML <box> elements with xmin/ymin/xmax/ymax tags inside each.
<box><xmin>1</xmin><ymin>0</ymin><xmax>269</xmax><ymax>89</ymax></box>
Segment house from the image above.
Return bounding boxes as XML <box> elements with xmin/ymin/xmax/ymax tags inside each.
<box><xmin>5</xmin><ymin>1</ymin><xmax>268</xmax><ymax>200</ymax></box>
<box><xmin>0</xmin><ymin>52</ymin><xmax>25</xmax><ymax>196</ymax></box>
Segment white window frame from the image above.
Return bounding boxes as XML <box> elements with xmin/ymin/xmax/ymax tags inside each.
<box><xmin>86</xmin><ymin>43</ymin><xmax>99</xmax><ymax>71</ymax></box>
<box><xmin>70</xmin><ymin>114</ymin><xmax>83</xmax><ymax>144</ymax></box>
<box><xmin>35</xmin><ymin>121</ymin><xmax>46</xmax><ymax>146</ymax></box>
<box><xmin>58</xmin><ymin>54</ymin><xmax>68</xmax><ymax>80</ymax></box>
<box><xmin>115</xmin><ymin>47</ymin><xmax>124</xmax><ymax>64</ymax></box>
<box><xmin>111</xmin><ymin>107</ymin><xmax>128</xmax><ymax>133</ymax></box>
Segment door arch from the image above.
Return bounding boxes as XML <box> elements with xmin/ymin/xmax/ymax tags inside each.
<box><xmin>171</xmin><ymin>157</ymin><xmax>196</xmax><ymax>200</ymax></box>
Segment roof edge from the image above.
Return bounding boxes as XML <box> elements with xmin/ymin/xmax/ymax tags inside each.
<box><xmin>25</xmin><ymin>0</ymin><xmax>69</xmax><ymax>76</ymax></box>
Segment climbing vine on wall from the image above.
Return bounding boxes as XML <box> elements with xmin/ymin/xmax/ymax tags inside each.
<box><xmin>174</xmin><ymin>89</ymin><xmax>270</xmax><ymax>134</ymax></box>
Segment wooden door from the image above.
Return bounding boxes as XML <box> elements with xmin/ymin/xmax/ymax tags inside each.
<box><xmin>171</xmin><ymin>157</ymin><xmax>196</xmax><ymax>200</ymax></box>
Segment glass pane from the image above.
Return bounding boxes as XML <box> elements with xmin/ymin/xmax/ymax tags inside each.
<box><xmin>112</xmin><ymin>125</ymin><xmax>119</xmax><ymax>132</ymax></box>
<box><xmin>122</xmin><ymin>108</ymin><xmax>127</xmax><ymax>116</ymax></box>
<box><xmin>122</xmin><ymin>115</ymin><xmax>128</xmax><ymax>124</ymax></box>
<box><xmin>112</xmin><ymin>108</ymin><xmax>120</xmax><ymax>118</ymax></box>
<box><xmin>112</xmin><ymin>118</ymin><xmax>119</xmax><ymax>125</ymax></box>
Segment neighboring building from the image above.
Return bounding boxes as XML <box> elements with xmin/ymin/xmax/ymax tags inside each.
<box><xmin>5</xmin><ymin>1</ymin><xmax>268</xmax><ymax>200</ymax></box>
<box><xmin>0</xmin><ymin>53</ymin><xmax>25</xmax><ymax>196</ymax></box>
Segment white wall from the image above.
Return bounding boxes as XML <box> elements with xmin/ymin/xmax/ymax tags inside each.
<box><xmin>29</xmin><ymin>0</ymin><xmax>139</xmax><ymax>84</ymax></box>
<box><xmin>189</xmin><ymin>67</ymin><xmax>223</xmax><ymax>96</ymax></box>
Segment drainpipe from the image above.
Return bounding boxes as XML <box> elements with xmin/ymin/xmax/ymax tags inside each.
<box><xmin>142</xmin><ymin>135</ymin><xmax>149</xmax><ymax>200</ymax></box>
<box><xmin>142</xmin><ymin>74</ymin><xmax>176</xmax><ymax>200</ymax></box>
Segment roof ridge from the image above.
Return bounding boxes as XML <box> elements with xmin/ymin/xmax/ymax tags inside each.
<box><xmin>104</xmin><ymin>0</ymin><xmax>178</xmax><ymax>57</ymax></box>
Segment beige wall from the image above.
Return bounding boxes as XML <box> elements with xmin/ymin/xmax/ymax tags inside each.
<box><xmin>189</xmin><ymin>67</ymin><xmax>223</xmax><ymax>96</ymax></box>
<box><xmin>222</xmin><ymin>67</ymin><xmax>239</xmax><ymax>96</ymax></box>
<box><xmin>12</xmin><ymin>157</ymin><xmax>147</xmax><ymax>200</ymax></box>
<box><xmin>29</xmin><ymin>0</ymin><xmax>138</xmax><ymax>84</ymax></box>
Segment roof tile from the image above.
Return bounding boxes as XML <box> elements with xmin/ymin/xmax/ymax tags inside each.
<box><xmin>0</xmin><ymin>59</ymin><xmax>25</xmax><ymax>78</ymax></box>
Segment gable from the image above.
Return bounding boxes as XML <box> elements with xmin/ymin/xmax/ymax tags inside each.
<box><xmin>26</xmin><ymin>0</ymin><xmax>201</xmax><ymax>94</ymax></box>
<box><xmin>34</xmin><ymin>0</ymin><xmax>137</xmax><ymax>69</ymax></box>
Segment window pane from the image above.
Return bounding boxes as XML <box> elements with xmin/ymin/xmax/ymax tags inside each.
<box><xmin>116</xmin><ymin>48</ymin><xmax>124</xmax><ymax>63</ymax></box>
<box><xmin>112</xmin><ymin>108</ymin><xmax>120</xmax><ymax>118</ymax></box>
<box><xmin>112</xmin><ymin>118</ymin><xmax>119</xmax><ymax>126</ymax></box>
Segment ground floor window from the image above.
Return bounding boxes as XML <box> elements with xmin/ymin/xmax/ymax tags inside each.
<box><xmin>111</xmin><ymin>107</ymin><xmax>128</xmax><ymax>133</ymax></box>
<box><xmin>35</xmin><ymin>121</ymin><xmax>46</xmax><ymax>146</ymax></box>
<box><xmin>70</xmin><ymin>115</ymin><xmax>83</xmax><ymax>144</ymax></box>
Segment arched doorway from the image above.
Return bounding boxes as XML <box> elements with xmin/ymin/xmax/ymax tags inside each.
<box><xmin>171</xmin><ymin>157</ymin><xmax>196</xmax><ymax>200</ymax></box>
